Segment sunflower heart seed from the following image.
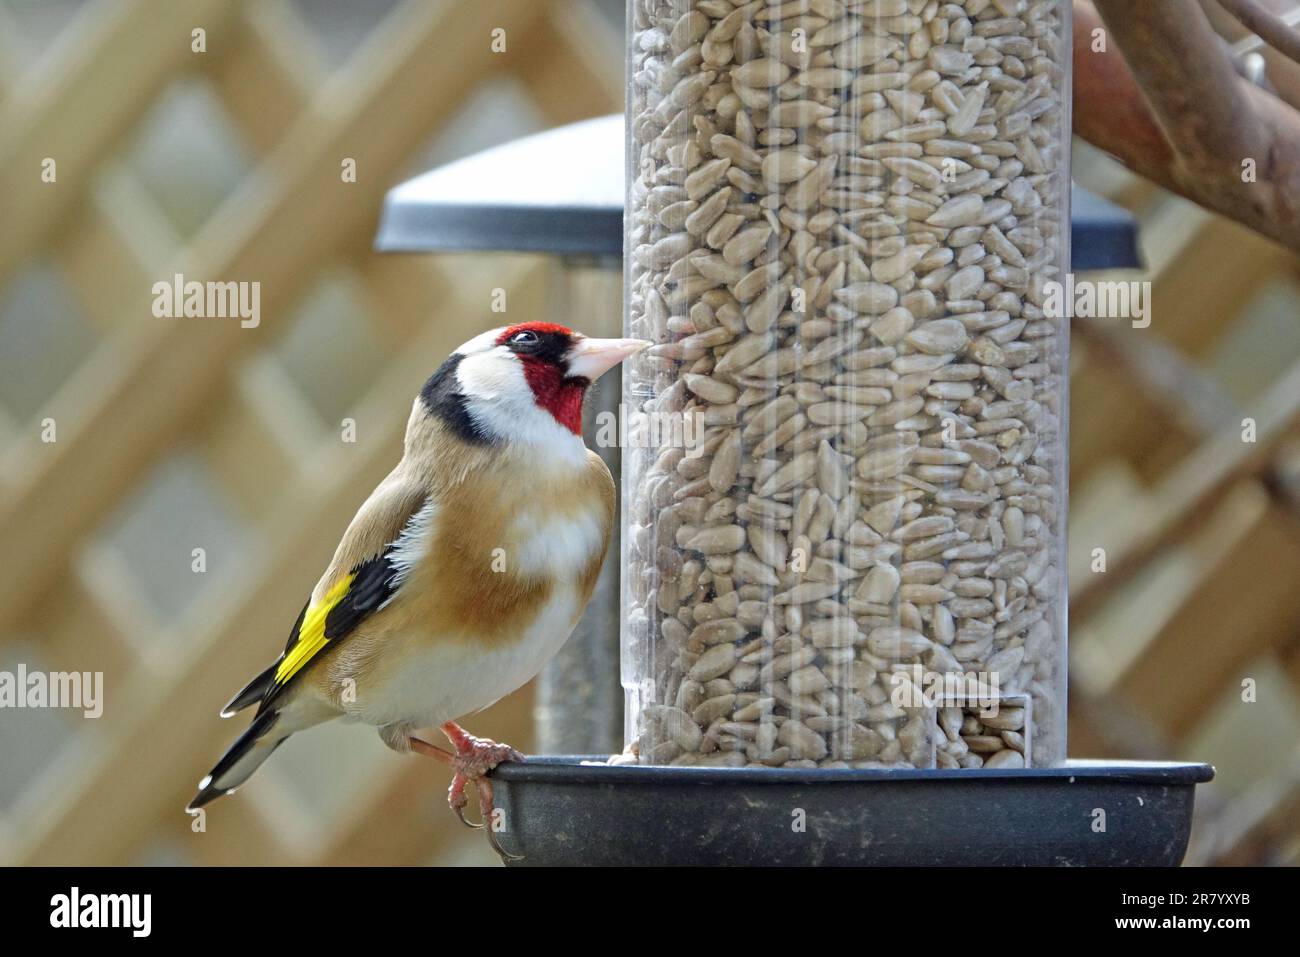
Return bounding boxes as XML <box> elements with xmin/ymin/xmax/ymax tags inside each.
<box><xmin>926</xmin><ymin>194</ymin><xmax>984</xmax><ymax>229</ymax></box>
<box><xmin>627</xmin><ymin>0</ymin><xmax>1068</xmax><ymax>771</ymax></box>
<box><xmin>865</xmin><ymin>627</ymin><xmax>933</xmax><ymax>659</ymax></box>
<box><xmin>688</xmin><ymin>645</ymin><xmax>739</xmax><ymax>682</ymax></box>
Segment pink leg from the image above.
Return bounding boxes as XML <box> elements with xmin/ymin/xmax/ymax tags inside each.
<box><xmin>409</xmin><ymin>723</ymin><xmax>523</xmax><ymax>859</ymax></box>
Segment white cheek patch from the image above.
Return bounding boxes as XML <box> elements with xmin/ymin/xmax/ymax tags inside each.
<box><xmin>512</xmin><ymin>506</ymin><xmax>605</xmax><ymax>577</ymax></box>
<box><xmin>455</xmin><ymin>347</ymin><xmax>524</xmax><ymax>402</ymax></box>
<box><xmin>454</xmin><ymin>348</ymin><xmax>590</xmax><ymax>465</ymax></box>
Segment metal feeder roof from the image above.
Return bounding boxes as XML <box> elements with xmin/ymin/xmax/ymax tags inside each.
<box><xmin>375</xmin><ymin>113</ymin><xmax>1141</xmax><ymax>270</ymax></box>
<box><xmin>376</xmin><ymin>115</ymin><xmax>623</xmax><ymax>257</ymax></box>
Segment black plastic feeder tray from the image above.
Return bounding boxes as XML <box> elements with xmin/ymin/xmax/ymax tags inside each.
<box><xmin>490</xmin><ymin>758</ymin><xmax>1212</xmax><ymax>866</ymax></box>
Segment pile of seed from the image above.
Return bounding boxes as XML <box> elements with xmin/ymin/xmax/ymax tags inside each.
<box><xmin>937</xmin><ymin>698</ymin><xmax>1029</xmax><ymax>768</ymax></box>
<box><xmin>624</xmin><ymin>0</ymin><xmax>1067</xmax><ymax>769</ymax></box>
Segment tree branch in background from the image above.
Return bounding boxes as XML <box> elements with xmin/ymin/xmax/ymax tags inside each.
<box><xmin>1197</xmin><ymin>0</ymin><xmax>1300</xmax><ymax>111</ymax></box>
<box><xmin>1072</xmin><ymin>2</ymin><xmax>1174</xmax><ymax>175</ymax></box>
<box><xmin>1094</xmin><ymin>0</ymin><xmax>1268</xmax><ymax>184</ymax></box>
<box><xmin>1213</xmin><ymin>0</ymin><xmax>1300</xmax><ymax>112</ymax></box>
<box><xmin>1075</xmin><ymin>0</ymin><xmax>1300</xmax><ymax>255</ymax></box>
<box><xmin>1217</xmin><ymin>0</ymin><xmax>1300</xmax><ymax>65</ymax></box>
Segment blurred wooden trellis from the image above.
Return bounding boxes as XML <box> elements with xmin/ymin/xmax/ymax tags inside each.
<box><xmin>1</xmin><ymin>0</ymin><xmax>1299</xmax><ymax>869</ymax></box>
<box><xmin>1065</xmin><ymin>169</ymin><xmax>1300</xmax><ymax>868</ymax></box>
<box><xmin>0</xmin><ymin>0</ymin><xmax>621</xmax><ymax>865</ymax></box>
<box><xmin>1041</xmin><ymin>0</ymin><xmax>1300</xmax><ymax>867</ymax></box>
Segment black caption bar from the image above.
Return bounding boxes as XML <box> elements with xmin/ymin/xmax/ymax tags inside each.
<box><xmin>0</xmin><ymin>865</ymin><xmax>1282</xmax><ymax>941</ymax></box>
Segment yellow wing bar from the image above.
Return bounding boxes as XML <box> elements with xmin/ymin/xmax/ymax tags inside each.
<box><xmin>274</xmin><ymin>574</ymin><xmax>355</xmax><ymax>686</ymax></box>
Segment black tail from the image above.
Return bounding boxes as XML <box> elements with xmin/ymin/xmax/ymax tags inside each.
<box><xmin>188</xmin><ymin>710</ymin><xmax>286</xmax><ymax>810</ymax></box>
<box><xmin>220</xmin><ymin>664</ymin><xmax>276</xmax><ymax>718</ymax></box>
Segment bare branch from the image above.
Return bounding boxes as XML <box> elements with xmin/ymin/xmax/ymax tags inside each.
<box><xmin>1094</xmin><ymin>0</ymin><xmax>1269</xmax><ymax>179</ymax></box>
<box><xmin>1200</xmin><ymin>0</ymin><xmax>1300</xmax><ymax>111</ymax></box>
<box><xmin>1073</xmin><ymin>2</ymin><xmax>1175</xmax><ymax>173</ymax></box>
<box><xmin>1217</xmin><ymin>0</ymin><xmax>1300</xmax><ymax>64</ymax></box>
<box><xmin>1075</xmin><ymin>0</ymin><xmax>1300</xmax><ymax>254</ymax></box>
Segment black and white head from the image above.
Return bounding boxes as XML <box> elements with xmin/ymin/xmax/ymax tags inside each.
<box><xmin>418</xmin><ymin>322</ymin><xmax>648</xmax><ymax>454</ymax></box>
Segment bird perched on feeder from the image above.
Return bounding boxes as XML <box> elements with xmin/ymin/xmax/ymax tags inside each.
<box><xmin>189</xmin><ymin>322</ymin><xmax>648</xmax><ymax>856</ymax></box>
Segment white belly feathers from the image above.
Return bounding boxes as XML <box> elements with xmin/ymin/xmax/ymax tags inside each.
<box><xmin>509</xmin><ymin>502</ymin><xmax>607</xmax><ymax>577</ymax></box>
<box><xmin>342</xmin><ymin>493</ymin><xmax>606</xmax><ymax>729</ymax></box>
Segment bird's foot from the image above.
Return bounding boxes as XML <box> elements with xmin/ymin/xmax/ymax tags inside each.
<box><xmin>408</xmin><ymin>722</ymin><xmax>523</xmax><ymax>861</ymax></box>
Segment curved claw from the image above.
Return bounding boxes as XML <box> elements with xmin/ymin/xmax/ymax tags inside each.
<box><xmin>488</xmin><ymin>826</ymin><xmax>524</xmax><ymax>862</ymax></box>
<box><xmin>448</xmin><ymin>774</ymin><xmax>484</xmax><ymax>829</ymax></box>
<box><xmin>480</xmin><ymin>777</ymin><xmax>523</xmax><ymax>861</ymax></box>
<box><xmin>452</xmin><ymin>803</ymin><xmax>485</xmax><ymax>829</ymax></box>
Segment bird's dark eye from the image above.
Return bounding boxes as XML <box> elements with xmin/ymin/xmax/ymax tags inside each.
<box><xmin>510</xmin><ymin>330</ymin><xmax>539</xmax><ymax>347</ymax></box>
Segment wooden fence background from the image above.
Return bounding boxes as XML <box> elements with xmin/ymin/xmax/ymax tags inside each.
<box><xmin>0</xmin><ymin>0</ymin><xmax>1296</xmax><ymax>866</ymax></box>
<box><xmin>0</xmin><ymin>0</ymin><xmax>622</xmax><ymax>867</ymax></box>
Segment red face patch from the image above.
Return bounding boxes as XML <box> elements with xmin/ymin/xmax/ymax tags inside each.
<box><xmin>519</xmin><ymin>358</ymin><xmax>586</xmax><ymax>435</ymax></box>
<box><xmin>496</xmin><ymin>322</ymin><xmax>585</xmax><ymax>435</ymax></box>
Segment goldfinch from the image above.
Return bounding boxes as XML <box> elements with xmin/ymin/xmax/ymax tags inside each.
<box><xmin>189</xmin><ymin>322</ymin><xmax>648</xmax><ymax>853</ymax></box>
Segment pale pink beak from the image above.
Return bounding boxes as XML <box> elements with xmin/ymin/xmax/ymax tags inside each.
<box><xmin>566</xmin><ymin>336</ymin><xmax>651</xmax><ymax>381</ymax></box>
